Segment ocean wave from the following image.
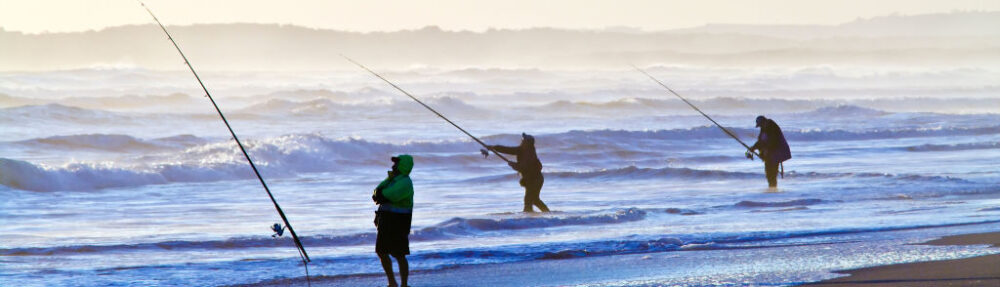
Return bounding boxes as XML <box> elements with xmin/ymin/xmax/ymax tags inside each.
<box><xmin>785</xmin><ymin>170</ymin><xmax>971</xmax><ymax>183</ymax></box>
<box><xmin>13</xmin><ymin>134</ymin><xmax>209</xmax><ymax>152</ymax></box>
<box><xmin>11</xmin><ymin>121</ymin><xmax>998</xmax><ymax>158</ymax></box>
<box><xmin>0</xmin><ymin>93</ymin><xmax>198</xmax><ymax>110</ymax></box>
<box><xmin>0</xmin><ymin>157</ymin><xmax>250</xmax><ymax>192</ymax></box>
<box><xmin>903</xmin><ymin>141</ymin><xmax>1000</xmax><ymax>152</ymax></box>
<box><xmin>25</xmin><ymin>211</ymin><xmax>1000</xmax><ymax>287</ymax></box>
<box><xmin>733</xmin><ymin>198</ymin><xmax>826</xmax><ymax>208</ymax></box>
<box><xmin>536</xmin><ymin>97</ymin><xmax>1000</xmax><ymax>115</ymax></box>
<box><xmin>8</xmin><ymin>217</ymin><xmax>999</xmax><ymax>279</ymax></box>
<box><xmin>411</xmin><ymin>219</ymin><xmax>1000</xmax><ymax>262</ymax></box>
<box><xmin>0</xmin><ymin>134</ymin><xmax>485</xmax><ymax>191</ymax></box>
<box><xmin>456</xmin><ymin>165</ymin><xmax>760</xmax><ymax>184</ymax></box>
<box><xmin>471</xmin><ymin>165</ymin><xmax>969</xmax><ymax>184</ymax></box>
<box><xmin>412</xmin><ymin>208</ymin><xmax>647</xmax><ymax>240</ymax></box>
<box><xmin>786</xmin><ymin>126</ymin><xmax>1000</xmax><ymax>142</ymax></box>
<box><xmin>237</xmin><ymin>96</ymin><xmax>885</xmax><ymax>118</ymax></box>
<box><xmin>4</xmin><ymin>95</ymin><xmax>999</xmax><ymax>132</ymax></box>
<box><xmin>531</xmin><ymin>124</ymin><xmax>1000</xmax><ymax>145</ymax></box>
<box><xmin>537</xmin><ymin>97</ymin><xmax>845</xmax><ymax>115</ymax></box>
<box><xmin>544</xmin><ymin>166</ymin><xmax>758</xmax><ymax>181</ymax></box>
<box><xmin>2</xmin><ymin>128</ymin><xmax>976</xmax><ymax>191</ymax></box>
<box><xmin>236</xmin><ymin>95</ymin><xmax>490</xmax><ymax>117</ymax></box>
<box><xmin>0</xmin><ymin>103</ymin><xmax>128</xmax><ymax>123</ymax></box>
<box><xmin>0</xmin><ymin>208</ymin><xmax>649</xmax><ymax>256</ymax></box>
<box><xmin>796</xmin><ymin>104</ymin><xmax>889</xmax><ymax>117</ymax></box>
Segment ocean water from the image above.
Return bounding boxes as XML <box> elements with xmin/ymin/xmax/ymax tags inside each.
<box><xmin>1</xmin><ymin>66</ymin><xmax>999</xmax><ymax>286</ymax></box>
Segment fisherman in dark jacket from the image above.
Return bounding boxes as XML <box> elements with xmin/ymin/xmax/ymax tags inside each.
<box><xmin>490</xmin><ymin>133</ymin><xmax>550</xmax><ymax>212</ymax></box>
<box><xmin>748</xmin><ymin>116</ymin><xmax>791</xmax><ymax>187</ymax></box>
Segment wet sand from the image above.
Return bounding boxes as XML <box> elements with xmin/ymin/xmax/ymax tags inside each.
<box><xmin>804</xmin><ymin>232</ymin><xmax>1000</xmax><ymax>287</ymax></box>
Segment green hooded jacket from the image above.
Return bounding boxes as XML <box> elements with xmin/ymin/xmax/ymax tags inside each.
<box><xmin>374</xmin><ymin>154</ymin><xmax>414</xmax><ymax>210</ymax></box>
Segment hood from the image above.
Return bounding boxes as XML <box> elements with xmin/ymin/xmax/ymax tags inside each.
<box><xmin>755</xmin><ymin>116</ymin><xmax>767</xmax><ymax>128</ymax></box>
<box><xmin>395</xmin><ymin>154</ymin><xmax>414</xmax><ymax>175</ymax></box>
<box><xmin>522</xmin><ymin>133</ymin><xmax>535</xmax><ymax>146</ymax></box>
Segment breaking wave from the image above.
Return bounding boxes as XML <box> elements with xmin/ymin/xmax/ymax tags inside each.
<box><xmin>1</xmin><ymin>129</ymin><xmax>980</xmax><ymax>191</ymax></box>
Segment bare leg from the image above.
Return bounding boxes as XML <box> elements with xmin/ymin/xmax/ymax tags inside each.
<box><xmin>394</xmin><ymin>254</ymin><xmax>408</xmax><ymax>287</ymax></box>
<box><xmin>378</xmin><ymin>252</ymin><xmax>398</xmax><ymax>286</ymax></box>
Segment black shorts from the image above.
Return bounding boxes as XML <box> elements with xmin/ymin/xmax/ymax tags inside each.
<box><xmin>376</xmin><ymin>211</ymin><xmax>412</xmax><ymax>256</ymax></box>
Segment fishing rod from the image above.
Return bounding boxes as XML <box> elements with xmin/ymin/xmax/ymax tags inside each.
<box><xmin>136</xmin><ymin>1</ymin><xmax>312</xmax><ymax>279</ymax></box>
<box><xmin>343</xmin><ymin>55</ymin><xmax>515</xmax><ymax>164</ymax></box>
<box><xmin>633</xmin><ymin>65</ymin><xmax>760</xmax><ymax>158</ymax></box>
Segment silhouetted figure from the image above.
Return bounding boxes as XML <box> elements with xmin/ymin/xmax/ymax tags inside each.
<box><xmin>372</xmin><ymin>155</ymin><xmax>414</xmax><ymax>287</ymax></box>
<box><xmin>491</xmin><ymin>133</ymin><xmax>550</xmax><ymax>212</ymax></box>
<box><xmin>748</xmin><ymin>116</ymin><xmax>791</xmax><ymax>187</ymax></box>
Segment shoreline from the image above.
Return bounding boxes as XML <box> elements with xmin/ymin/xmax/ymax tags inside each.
<box><xmin>802</xmin><ymin>231</ymin><xmax>1000</xmax><ymax>286</ymax></box>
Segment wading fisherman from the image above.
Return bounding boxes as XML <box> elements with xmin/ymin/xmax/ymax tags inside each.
<box><xmin>491</xmin><ymin>133</ymin><xmax>550</xmax><ymax>212</ymax></box>
<box><xmin>747</xmin><ymin>116</ymin><xmax>791</xmax><ymax>188</ymax></box>
<box><xmin>373</xmin><ymin>155</ymin><xmax>414</xmax><ymax>287</ymax></box>
<box><xmin>344</xmin><ymin>57</ymin><xmax>546</xmax><ymax>213</ymax></box>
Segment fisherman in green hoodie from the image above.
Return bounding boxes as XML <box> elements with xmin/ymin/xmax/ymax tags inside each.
<box><xmin>372</xmin><ymin>155</ymin><xmax>414</xmax><ymax>287</ymax></box>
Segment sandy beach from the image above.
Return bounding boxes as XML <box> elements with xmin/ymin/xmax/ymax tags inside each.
<box><xmin>804</xmin><ymin>232</ymin><xmax>1000</xmax><ymax>287</ymax></box>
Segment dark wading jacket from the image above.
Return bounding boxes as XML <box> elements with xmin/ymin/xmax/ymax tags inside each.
<box><xmin>751</xmin><ymin>119</ymin><xmax>792</xmax><ymax>164</ymax></box>
<box><xmin>492</xmin><ymin>138</ymin><xmax>543</xmax><ymax>186</ymax></box>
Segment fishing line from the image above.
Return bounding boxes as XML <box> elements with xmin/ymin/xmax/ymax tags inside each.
<box><xmin>343</xmin><ymin>55</ymin><xmax>515</xmax><ymax>164</ymax></box>
<box><xmin>633</xmin><ymin>65</ymin><xmax>760</xmax><ymax>158</ymax></box>
<box><xmin>136</xmin><ymin>1</ymin><xmax>311</xmax><ymax>283</ymax></box>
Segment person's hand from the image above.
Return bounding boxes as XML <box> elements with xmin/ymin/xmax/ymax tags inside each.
<box><xmin>508</xmin><ymin>161</ymin><xmax>518</xmax><ymax>170</ymax></box>
<box><xmin>373</xmin><ymin>190</ymin><xmax>387</xmax><ymax>204</ymax></box>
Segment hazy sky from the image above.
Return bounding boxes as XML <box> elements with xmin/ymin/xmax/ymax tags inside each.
<box><xmin>1</xmin><ymin>0</ymin><xmax>997</xmax><ymax>34</ymax></box>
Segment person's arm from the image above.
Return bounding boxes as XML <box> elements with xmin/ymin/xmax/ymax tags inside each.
<box><xmin>491</xmin><ymin>145</ymin><xmax>522</xmax><ymax>170</ymax></box>
<box><xmin>381</xmin><ymin>176</ymin><xmax>413</xmax><ymax>202</ymax></box>
<box><xmin>753</xmin><ymin>129</ymin><xmax>771</xmax><ymax>151</ymax></box>
<box><xmin>491</xmin><ymin>145</ymin><xmax>520</xmax><ymax>155</ymax></box>
<box><xmin>372</xmin><ymin>174</ymin><xmax>392</xmax><ymax>203</ymax></box>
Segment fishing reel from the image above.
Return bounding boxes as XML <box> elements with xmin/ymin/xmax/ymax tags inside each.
<box><xmin>745</xmin><ymin>151</ymin><xmax>754</xmax><ymax>160</ymax></box>
<box><xmin>270</xmin><ymin>223</ymin><xmax>286</xmax><ymax>238</ymax></box>
<box><xmin>480</xmin><ymin>148</ymin><xmax>490</xmax><ymax>159</ymax></box>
